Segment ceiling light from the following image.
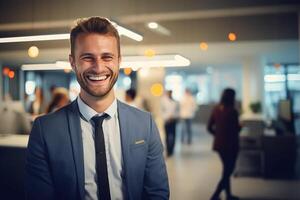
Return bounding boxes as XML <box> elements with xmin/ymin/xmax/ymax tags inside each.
<box><xmin>8</xmin><ymin>70</ymin><xmax>15</xmax><ymax>79</ymax></box>
<box><xmin>116</xmin><ymin>25</ymin><xmax>143</xmax><ymax>41</ymax></box>
<box><xmin>146</xmin><ymin>22</ymin><xmax>170</xmax><ymax>36</ymax></box>
<box><xmin>200</xmin><ymin>42</ymin><xmax>208</xmax><ymax>51</ymax></box>
<box><xmin>144</xmin><ymin>49</ymin><xmax>156</xmax><ymax>57</ymax></box>
<box><xmin>21</xmin><ymin>54</ymin><xmax>191</xmax><ymax>71</ymax></box>
<box><xmin>228</xmin><ymin>32</ymin><xmax>237</xmax><ymax>41</ymax></box>
<box><xmin>148</xmin><ymin>22</ymin><xmax>158</xmax><ymax>29</ymax></box>
<box><xmin>28</xmin><ymin>46</ymin><xmax>39</xmax><ymax>58</ymax></box>
<box><xmin>0</xmin><ymin>22</ymin><xmax>143</xmax><ymax>43</ymax></box>
<box><xmin>0</xmin><ymin>33</ymin><xmax>69</xmax><ymax>43</ymax></box>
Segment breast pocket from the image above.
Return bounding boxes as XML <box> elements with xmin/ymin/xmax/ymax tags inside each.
<box><xmin>130</xmin><ymin>140</ymin><xmax>147</xmax><ymax>150</ymax></box>
<box><xmin>129</xmin><ymin>140</ymin><xmax>148</xmax><ymax>172</ymax></box>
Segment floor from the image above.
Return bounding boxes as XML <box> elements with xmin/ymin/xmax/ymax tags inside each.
<box><xmin>165</xmin><ymin>123</ymin><xmax>300</xmax><ymax>200</ymax></box>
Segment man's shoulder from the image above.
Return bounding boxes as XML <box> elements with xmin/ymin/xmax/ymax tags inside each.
<box><xmin>118</xmin><ymin>100</ymin><xmax>150</xmax><ymax>119</ymax></box>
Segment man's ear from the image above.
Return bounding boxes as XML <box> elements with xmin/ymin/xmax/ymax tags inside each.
<box><xmin>69</xmin><ymin>54</ymin><xmax>76</xmax><ymax>71</ymax></box>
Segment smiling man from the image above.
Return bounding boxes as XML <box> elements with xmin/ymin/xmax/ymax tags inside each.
<box><xmin>25</xmin><ymin>17</ymin><xmax>169</xmax><ymax>200</ymax></box>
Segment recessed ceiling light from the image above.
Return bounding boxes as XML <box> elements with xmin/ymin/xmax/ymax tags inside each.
<box><xmin>200</xmin><ymin>42</ymin><xmax>208</xmax><ymax>51</ymax></box>
<box><xmin>148</xmin><ymin>22</ymin><xmax>158</xmax><ymax>29</ymax></box>
<box><xmin>228</xmin><ymin>32</ymin><xmax>237</xmax><ymax>41</ymax></box>
<box><xmin>28</xmin><ymin>46</ymin><xmax>39</xmax><ymax>58</ymax></box>
<box><xmin>146</xmin><ymin>22</ymin><xmax>170</xmax><ymax>36</ymax></box>
<box><xmin>144</xmin><ymin>49</ymin><xmax>156</xmax><ymax>57</ymax></box>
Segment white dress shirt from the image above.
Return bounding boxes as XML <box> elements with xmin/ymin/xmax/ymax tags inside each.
<box><xmin>77</xmin><ymin>96</ymin><xmax>125</xmax><ymax>200</ymax></box>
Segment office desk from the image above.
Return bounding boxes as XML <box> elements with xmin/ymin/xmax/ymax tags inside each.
<box><xmin>236</xmin><ymin>134</ymin><xmax>297</xmax><ymax>178</ymax></box>
<box><xmin>0</xmin><ymin>134</ymin><xmax>28</xmax><ymax>200</ymax></box>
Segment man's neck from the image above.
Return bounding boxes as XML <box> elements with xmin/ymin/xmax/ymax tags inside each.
<box><xmin>79</xmin><ymin>90</ymin><xmax>115</xmax><ymax>113</ymax></box>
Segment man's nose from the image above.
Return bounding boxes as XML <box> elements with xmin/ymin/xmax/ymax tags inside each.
<box><xmin>93</xmin><ymin>57</ymin><xmax>105</xmax><ymax>70</ymax></box>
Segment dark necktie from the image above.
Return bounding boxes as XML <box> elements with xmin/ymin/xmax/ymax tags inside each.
<box><xmin>91</xmin><ymin>114</ymin><xmax>111</xmax><ymax>200</ymax></box>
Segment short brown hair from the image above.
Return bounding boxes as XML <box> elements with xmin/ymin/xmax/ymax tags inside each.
<box><xmin>70</xmin><ymin>16</ymin><xmax>120</xmax><ymax>56</ymax></box>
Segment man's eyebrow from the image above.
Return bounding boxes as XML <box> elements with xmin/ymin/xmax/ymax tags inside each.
<box><xmin>79</xmin><ymin>53</ymin><xmax>94</xmax><ymax>58</ymax></box>
<box><xmin>101</xmin><ymin>52</ymin><xmax>115</xmax><ymax>57</ymax></box>
<box><xmin>79</xmin><ymin>52</ymin><xmax>116</xmax><ymax>58</ymax></box>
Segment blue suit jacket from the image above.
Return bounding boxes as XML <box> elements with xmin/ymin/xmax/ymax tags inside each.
<box><xmin>25</xmin><ymin>100</ymin><xmax>169</xmax><ymax>200</ymax></box>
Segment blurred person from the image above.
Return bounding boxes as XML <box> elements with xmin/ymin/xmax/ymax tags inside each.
<box><xmin>180</xmin><ymin>88</ymin><xmax>197</xmax><ymax>144</ymax></box>
<box><xmin>161</xmin><ymin>90</ymin><xmax>179</xmax><ymax>157</ymax></box>
<box><xmin>49</xmin><ymin>84</ymin><xmax>57</xmax><ymax>97</ymax></box>
<box><xmin>46</xmin><ymin>87</ymin><xmax>70</xmax><ymax>113</ymax></box>
<box><xmin>124</xmin><ymin>88</ymin><xmax>146</xmax><ymax>110</ymax></box>
<box><xmin>25</xmin><ymin>16</ymin><xmax>169</xmax><ymax>200</ymax></box>
<box><xmin>207</xmin><ymin>88</ymin><xmax>241</xmax><ymax>200</ymax></box>
<box><xmin>124</xmin><ymin>88</ymin><xmax>137</xmax><ymax>107</ymax></box>
<box><xmin>28</xmin><ymin>87</ymin><xmax>46</xmax><ymax>116</ymax></box>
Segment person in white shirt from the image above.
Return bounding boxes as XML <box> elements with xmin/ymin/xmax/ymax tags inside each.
<box><xmin>161</xmin><ymin>90</ymin><xmax>179</xmax><ymax>157</ymax></box>
<box><xmin>180</xmin><ymin>89</ymin><xmax>197</xmax><ymax>145</ymax></box>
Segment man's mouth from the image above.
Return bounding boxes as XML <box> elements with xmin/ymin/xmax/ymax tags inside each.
<box><xmin>86</xmin><ymin>74</ymin><xmax>110</xmax><ymax>81</ymax></box>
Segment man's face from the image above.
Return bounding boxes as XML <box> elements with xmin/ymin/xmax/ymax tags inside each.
<box><xmin>69</xmin><ymin>33</ymin><xmax>120</xmax><ymax>99</ymax></box>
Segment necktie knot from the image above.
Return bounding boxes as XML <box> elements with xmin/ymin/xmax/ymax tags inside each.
<box><xmin>91</xmin><ymin>113</ymin><xmax>109</xmax><ymax>127</ymax></box>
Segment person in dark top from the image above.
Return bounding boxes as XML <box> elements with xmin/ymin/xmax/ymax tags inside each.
<box><xmin>207</xmin><ymin>88</ymin><xmax>241</xmax><ymax>200</ymax></box>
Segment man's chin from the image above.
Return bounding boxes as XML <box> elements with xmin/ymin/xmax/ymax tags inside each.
<box><xmin>87</xmin><ymin>88</ymin><xmax>112</xmax><ymax>99</ymax></box>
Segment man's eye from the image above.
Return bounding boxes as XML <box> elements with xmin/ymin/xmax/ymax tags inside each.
<box><xmin>102</xmin><ymin>56</ymin><xmax>113</xmax><ymax>61</ymax></box>
<box><xmin>82</xmin><ymin>56</ymin><xmax>94</xmax><ymax>61</ymax></box>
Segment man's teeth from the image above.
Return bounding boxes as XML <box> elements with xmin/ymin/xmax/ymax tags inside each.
<box><xmin>88</xmin><ymin>75</ymin><xmax>108</xmax><ymax>81</ymax></box>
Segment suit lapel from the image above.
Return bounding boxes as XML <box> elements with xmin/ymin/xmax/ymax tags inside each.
<box><xmin>117</xmin><ymin>100</ymin><xmax>132</xmax><ymax>199</ymax></box>
<box><xmin>67</xmin><ymin>100</ymin><xmax>85</xmax><ymax>200</ymax></box>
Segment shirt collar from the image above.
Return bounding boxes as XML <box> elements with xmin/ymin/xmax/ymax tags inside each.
<box><xmin>77</xmin><ymin>95</ymin><xmax>118</xmax><ymax>122</ymax></box>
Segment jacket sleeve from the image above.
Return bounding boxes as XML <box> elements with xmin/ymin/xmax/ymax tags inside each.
<box><xmin>25</xmin><ymin>118</ymin><xmax>55</xmax><ymax>200</ymax></box>
<box><xmin>142</xmin><ymin>115</ymin><xmax>170</xmax><ymax>200</ymax></box>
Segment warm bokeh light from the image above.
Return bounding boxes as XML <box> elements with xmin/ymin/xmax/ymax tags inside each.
<box><xmin>28</xmin><ymin>46</ymin><xmax>39</xmax><ymax>58</ymax></box>
<box><xmin>144</xmin><ymin>49</ymin><xmax>156</xmax><ymax>57</ymax></box>
<box><xmin>2</xmin><ymin>67</ymin><xmax>10</xmax><ymax>76</ymax></box>
<box><xmin>274</xmin><ymin>63</ymin><xmax>281</xmax><ymax>69</ymax></box>
<box><xmin>150</xmin><ymin>83</ymin><xmax>164</xmax><ymax>97</ymax></box>
<box><xmin>228</xmin><ymin>32</ymin><xmax>237</xmax><ymax>41</ymax></box>
<box><xmin>8</xmin><ymin>70</ymin><xmax>15</xmax><ymax>79</ymax></box>
<box><xmin>200</xmin><ymin>42</ymin><xmax>208</xmax><ymax>51</ymax></box>
<box><xmin>124</xmin><ymin>68</ymin><xmax>132</xmax><ymax>76</ymax></box>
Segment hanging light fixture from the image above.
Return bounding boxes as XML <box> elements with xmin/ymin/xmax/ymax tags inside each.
<box><xmin>28</xmin><ymin>45</ymin><xmax>39</xmax><ymax>58</ymax></box>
